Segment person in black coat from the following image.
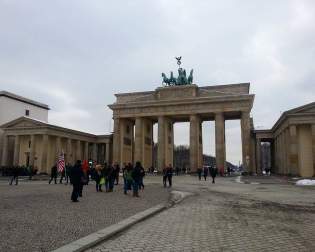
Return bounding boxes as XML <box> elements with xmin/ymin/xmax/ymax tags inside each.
<box><xmin>209</xmin><ymin>166</ymin><xmax>217</xmax><ymax>184</ymax></box>
<box><xmin>70</xmin><ymin>160</ymin><xmax>83</xmax><ymax>202</ymax></box>
<box><xmin>49</xmin><ymin>165</ymin><xmax>57</xmax><ymax>184</ymax></box>
<box><xmin>9</xmin><ymin>166</ymin><xmax>19</xmax><ymax>185</ymax></box>
<box><xmin>203</xmin><ymin>166</ymin><xmax>209</xmax><ymax>181</ymax></box>
<box><xmin>197</xmin><ymin>168</ymin><xmax>202</xmax><ymax>181</ymax></box>
<box><xmin>132</xmin><ymin>161</ymin><xmax>142</xmax><ymax>197</ymax></box>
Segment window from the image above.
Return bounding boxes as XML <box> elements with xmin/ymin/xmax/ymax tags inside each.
<box><xmin>25</xmin><ymin>109</ymin><xmax>30</xmax><ymax>116</ymax></box>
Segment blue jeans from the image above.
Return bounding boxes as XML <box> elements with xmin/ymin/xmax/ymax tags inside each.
<box><xmin>133</xmin><ymin>180</ymin><xmax>139</xmax><ymax>193</ymax></box>
<box><xmin>124</xmin><ymin>179</ymin><xmax>132</xmax><ymax>193</ymax></box>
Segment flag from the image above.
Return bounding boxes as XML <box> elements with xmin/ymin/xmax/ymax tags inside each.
<box><xmin>58</xmin><ymin>152</ymin><xmax>65</xmax><ymax>173</ymax></box>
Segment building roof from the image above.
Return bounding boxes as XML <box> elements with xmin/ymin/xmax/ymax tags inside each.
<box><xmin>0</xmin><ymin>116</ymin><xmax>112</xmax><ymax>141</ymax></box>
<box><xmin>0</xmin><ymin>91</ymin><xmax>50</xmax><ymax>110</ymax></box>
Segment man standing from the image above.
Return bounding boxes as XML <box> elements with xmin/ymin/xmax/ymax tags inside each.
<box><xmin>209</xmin><ymin>166</ymin><xmax>218</xmax><ymax>184</ymax></box>
<box><xmin>70</xmin><ymin>160</ymin><xmax>83</xmax><ymax>202</ymax></box>
<box><xmin>49</xmin><ymin>164</ymin><xmax>57</xmax><ymax>184</ymax></box>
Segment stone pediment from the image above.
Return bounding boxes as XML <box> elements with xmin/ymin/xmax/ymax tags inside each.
<box><xmin>287</xmin><ymin>102</ymin><xmax>315</xmax><ymax>115</ymax></box>
<box><xmin>0</xmin><ymin>117</ymin><xmax>46</xmax><ymax>129</ymax></box>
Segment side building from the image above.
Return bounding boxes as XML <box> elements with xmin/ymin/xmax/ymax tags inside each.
<box><xmin>254</xmin><ymin>102</ymin><xmax>315</xmax><ymax>177</ymax></box>
<box><xmin>0</xmin><ymin>91</ymin><xmax>112</xmax><ymax>174</ymax></box>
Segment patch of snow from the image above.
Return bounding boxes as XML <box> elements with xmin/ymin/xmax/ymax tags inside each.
<box><xmin>296</xmin><ymin>179</ymin><xmax>315</xmax><ymax>186</ymax></box>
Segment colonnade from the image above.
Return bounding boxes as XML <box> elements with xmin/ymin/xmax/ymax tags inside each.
<box><xmin>1</xmin><ymin>133</ymin><xmax>111</xmax><ymax>173</ymax></box>
<box><xmin>113</xmin><ymin>111</ymin><xmax>252</xmax><ymax>172</ymax></box>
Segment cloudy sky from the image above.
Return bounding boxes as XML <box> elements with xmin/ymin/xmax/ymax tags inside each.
<box><xmin>1</xmin><ymin>0</ymin><xmax>314</xmax><ymax>164</ymax></box>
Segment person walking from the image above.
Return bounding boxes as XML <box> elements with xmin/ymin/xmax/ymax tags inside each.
<box><xmin>132</xmin><ymin>161</ymin><xmax>142</xmax><ymax>197</ymax></box>
<box><xmin>114</xmin><ymin>163</ymin><xmax>120</xmax><ymax>185</ymax></box>
<box><xmin>9</xmin><ymin>166</ymin><xmax>19</xmax><ymax>185</ymax></box>
<box><xmin>64</xmin><ymin>163</ymin><xmax>71</xmax><ymax>185</ymax></box>
<box><xmin>203</xmin><ymin>166</ymin><xmax>209</xmax><ymax>181</ymax></box>
<box><xmin>162</xmin><ymin>166</ymin><xmax>167</xmax><ymax>187</ymax></box>
<box><xmin>166</xmin><ymin>164</ymin><xmax>173</xmax><ymax>187</ymax></box>
<box><xmin>94</xmin><ymin>164</ymin><xmax>103</xmax><ymax>192</ymax></box>
<box><xmin>197</xmin><ymin>167</ymin><xmax>202</xmax><ymax>181</ymax></box>
<box><xmin>210</xmin><ymin>166</ymin><xmax>218</xmax><ymax>184</ymax></box>
<box><xmin>49</xmin><ymin>164</ymin><xmax>57</xmax><ymax>184</ymax></box>
<box><xmin>59</xmin><ymin>168</ymin><xmax>66</xmax><ymax>184</ymax></box>
<box><xmin>70</xmin><ymin>160</ymin><xmax>83</xmax><ymax>202</ymax></box>
<box><xmin>107</xmin><ymin>164</ymin><xmax>115</xmax><ymax>192</ymax></box>
<box><xmin>123</xmin><ymin>163</ymin><xmax>133</xmax><ymax>195</ymax></box>
<box><xmin>139</xmin><ymin>165</ymin><xmax>145</xmax><ymax>190</ymax></box>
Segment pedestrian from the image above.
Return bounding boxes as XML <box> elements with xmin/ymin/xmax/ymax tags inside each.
<box><xmin>59</xmin><ymin>168</ymin><xmax>66</xmax><ymax>184</ymax></box>
<box><xmin>166</xmin><ymin>164</ymin><xmax>173</xmax><ymax>187</ymax></box>
<box><xmin>175</xmin><ymin>166</ymin><xmax>180</xmax><ymax>176</ymax></box>
<box><xmin>49</xmin><ymin>164</ymin><xmax>57</xmax><ymax>184</ymax></box>
<box><xmin>132</xmin><ymin>161</ymin><xmax>142</xmax><ymax>197</ymax></box>
<box><xmin>64</xmin><ymin>163</ymin><xmax>71</xmax><ymax>184</ymax></box>
<box><xmin>70</xmin><ymin>160</ymin><xmax>83</xmax><ymax>202</ymax></box>
<box><xmin>9</xmin><ymin>166</ymin><xmax>19</xmax><ymax>185</ymax></box>
<box><xmin>82</xmin><ymin>160</ymin><xmax>89</xmax><ymax>185</ymax></box>
<box><xmin>28</xmin><ymin>165</ymin><xmax>33</xmax><ymax>180</ymax></box>
<box><xmin>197</xmin><ymin>167</ymin><xmax>202</xmax><ymax>181</ymax></box>
<box><xmin>139</xmin><ymin>165</ymin><xmax>145</xmax><ymax>190</ymax></box>
<box><xmin>162</xmin><ymin>166</ymin><xmax>167</xmax><ymax>187</ymax></box>
<box><xmin>209</xmin><ymin>166</ymin><xmax>217</xmax><ymax>184</ymax></box>
<box><xmin>123</xmin><ymin>163</ymin><xmax>133</xmax><ymax>195</ymax></box>
<box><xmin>79</xmin><ymin>161</ymin><xmax>88</xmax><ymax>197</ymax></box>
<box><xmin>94</xmin><ymin>164</ymin><xmax>103</xmax><ymax>192</ymax></box>
<box><xmin>114</xmin><ymin>163</ymin><xmax>120</xmax><ymax>185</ymax></box>
<box><xmin>203</xmin><ymin>166</ymin><xmax>208</xmax><ymax>181</ymax></box>
<box><xmin>107</xmin><ymin>164</ymin><xmax>115</xmax><ymax>192</ymax></box>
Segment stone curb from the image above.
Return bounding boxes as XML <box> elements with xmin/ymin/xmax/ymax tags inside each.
<box><xmin>52</xmin><ymin>190</ymin><xmax>191</xmax><ymax>252</ymax></box>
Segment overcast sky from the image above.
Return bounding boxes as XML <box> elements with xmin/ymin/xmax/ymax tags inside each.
<box><xmin>1</xmin><ymin>0</ymin><xmax>314</xmax><ymax>164</ymax></box>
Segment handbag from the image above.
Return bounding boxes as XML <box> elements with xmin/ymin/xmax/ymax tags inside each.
<box><xmin>99</xmin><ymin>177</ymin><xmax>105</xmax><ymax>185</ymax></box>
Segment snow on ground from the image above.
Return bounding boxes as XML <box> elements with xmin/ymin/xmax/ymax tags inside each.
<box><xmin>296</xmin><ymin>179</ymin><xmax>315</xmax><ymax>186</ymax></box>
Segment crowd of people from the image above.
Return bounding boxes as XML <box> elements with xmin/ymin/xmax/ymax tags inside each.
<box><xmin>197</xmin><ymin>166</ymin><xmax>218</xmax><ymax>184</ymax></box>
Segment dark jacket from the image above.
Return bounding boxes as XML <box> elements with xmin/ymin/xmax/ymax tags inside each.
<box><xmin>209</xmin><ymin>167</ymin><xmax>217</xmax><ymax>178</ymax></box>
<box><xmin>51</xmin><ymin>165</ymin><xmax>57</xmax><ymax>176</ymax></box>
<box><xmin>70</xmin><ymin>163</ymin><xmax>83</xmax><ymax>185</ymax></box>
<box><xmin>132</xmin><ymin>165</ymin><xmax>142</xmax><ymax>181</ymax></box>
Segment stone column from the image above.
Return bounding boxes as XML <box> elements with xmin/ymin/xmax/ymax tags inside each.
<box><xmin>215</xmin><ymin>113</ymin><xmax>226</xmax><ymax>174</ymax></box>
<box><xmin>1</xmin><ymin>134</ymin><xmax>8</xmax><ymax>166</ymax></box>
<box><xmin>256</xmin><ymin>138</ymin><xmax>261</xmax><ymax>174</ymax></box>
<box><xmin>113</xmin><ymin>118</ymin><xmax>121</xmax><ymax>165</ymax></box>
<box><xmin>66</xmin><ymin>138</ymin><xmax>72</xmax><ymax>164</ymax></box>
<box><xmin>84</xmin><ymin>141</ymin><xmax>89</xmax><ymax>160</ymax></box>
<box><xmin>288</xmin><ymin>125</ymin><xmax>298</xmax><ymax>176</ymax></box>
<box><xmin>76</xmin><ymin>140</ymin><xmax>81</xmax><ymax>161</ymax></box>
<box><xmin>241</xmin><ymin>112</ymin><xmax>251</xmax><ymax>173</ymax></box>
<box><xmin>190</xmin><ymin>115</ymin><xmax>203</xmax><ymax>172</ymax></box>
<box><xmin>56</xmin><ymin>136</ymin><xmax>61</xmax><ymax>159</ymax></box>
<box><xmin>13</xmin><ymin>135</ymin><xmax>20</xmax><ymax>166</ymax></box>
<box><xmin>92</xmin><ymin>143</ymin><xmax>97</xmax><ymax>162</ymax></box>
<box><xmin>135</xmin><ymin>117</ymin><xmax>144</xmax><ymax>163</ymax></box>
<box><xmin>41</xmin><ymin>135</ymin><xmax>49</xmax><ymax>173</ymax></box>
<box><xmin>158</xmin><ymin>116</ymin><xmax>166</xmax><ymax>171</ymax></box>
<box><xmin>29</xmin><ymin>135</ymin><xmax>36</xmax><ymax>167</ymax></box>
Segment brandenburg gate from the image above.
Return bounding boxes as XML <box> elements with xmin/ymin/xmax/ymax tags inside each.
<box><xmin>109</xmin><ymin>83</ymin><xmax>255</xmax><ymax>173</ymax></box>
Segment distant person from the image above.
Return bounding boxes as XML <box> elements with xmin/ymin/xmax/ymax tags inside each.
<box><xmin>64</xmin><ymin>163</ymin><xmax>71</xmax><ymax>184</ymax></box>
<box><xmin>9</xmin><ymin>166</ymin><xmax>19</xmax><ymax>185</ymax></box>
<box><xmin>132</xmin><ymin>161</ymin><xmax>142</xmax><ymax>197</ymax></box>
<box><xmin>114</xmin><ymin>163</ymin><xmax>120</xmax><ymax>185</ymax></box>
<box><xmin>94</xmin><ymin>164</ymin><xmax>102</xmax><ymax>192</ymax></box>
<box><xmin>139</xmin><ymin>165</ymin><xmax>145</xmax><ymax>190</ymax></box>
<box><xmin>70</xmin><ymin>160</ymin><xmax>83</xmax><ymax>202</ymax></box>
<box><xmin>175</xmin><ymin>166</ymin><xmax>180</xmax><ymax>176</ymax></box>
<box><xmin>107</xmin><ymin>164</ymin><xmax>115</xmax><ymax>192</ymax></box>
<box><xmin>203</xmin><ymin>166</ymin><xmax>209</xmax><ymax>181</ymax></box>
<box><xmin>209</xmin><ymin>166</ymin><xmax>217</xmax><ymax>184</ymax></box>
<box><xmin>162</xmin><ymin>166</ymin><xmax>167</xmax><ymax>187</ymax></box>
<box><xmin>227</xmin><ymin>166</ymin><xmax>231</xmax><ymax>176</ymax></box>
<box><xmin>166</xmin><ymin>164</ymin><xmax>173</xmax><ymax>187</ymax></box>
<box><xmin>197</xmin><ymin>168</ymin><xmax>202</xmax><ymax>181</ymax></box>
<box><xmin>123</xmin><ymin>163</ymin><xmax>133</xmax><ymax>195</ymax></box>
<box><xmin>49</xmin><ymin>164</ymin><xmax>57</xmax><ymax>184</ymax></box>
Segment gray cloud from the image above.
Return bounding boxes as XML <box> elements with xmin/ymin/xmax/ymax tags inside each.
<box><xmin>1</xmin><ymin>0</ymin><xmax>314</xmax><ymax>164</ymax></box>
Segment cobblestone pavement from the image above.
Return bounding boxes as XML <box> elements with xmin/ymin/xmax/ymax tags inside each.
<box><xmin>89</xmin><ymin>176</ymin><xmax>315</xmax><ymax>252</ymax></box>
<box><xmin>0</xmin><ymin>178</ymin><xmax>170</xmax><ymax>252</ymax></box>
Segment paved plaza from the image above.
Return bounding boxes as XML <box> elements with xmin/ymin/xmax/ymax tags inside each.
<box><xmin>89</xmin><ymin>176</ymin><xmax>315</xmax><ymax>252</ymax></box>
<box><xmin>0</xmin><ymin>178</ymin><xmax>170</xmax><ymax>252</ymax></box>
